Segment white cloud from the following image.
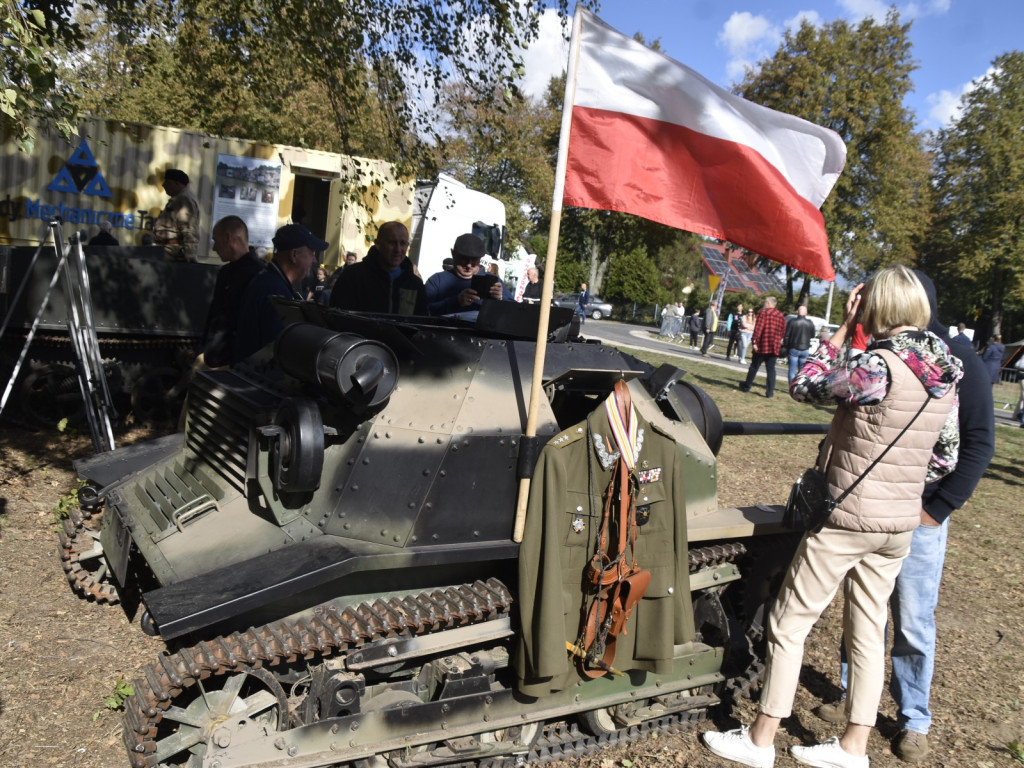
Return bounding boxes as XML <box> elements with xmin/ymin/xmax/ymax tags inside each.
<box><xmin>716</xmin><ymin>11</ymin><xmax>782</xmax><ymax>84</ymax></box>
<box><xmin>718</xmin><ymin>11</ymin><xmax>776</xmax><ymax>56</ymax></box>
<box><xmin>517</xmin><ymin>8</ymin><xmax>572</xmax><ymax>101</ymax></box>
<box><xmin>785</xmin><ymin>10</ymin><xmax>824</xmax><ymax>31</ymax></box>
<box><xmin>926</xmin><ymin>89</ymin><xmax>963</xmax><ymax>126</ymax></box>
<box><xmin>926</xmin><ymin>65</ymin><xmax>998</xmax><ymax>127</ymax></box>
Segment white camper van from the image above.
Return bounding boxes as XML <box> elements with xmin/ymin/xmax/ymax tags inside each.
<box><xmin>408</xmin><ymin>173</ymin><xmax>507</xmax><ymax>281</ymax></box>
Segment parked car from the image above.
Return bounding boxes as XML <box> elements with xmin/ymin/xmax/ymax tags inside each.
<box><xmin>552</xmin><ymin>293</ymin><xmax>614</xmax><ymax>320</ymax></box>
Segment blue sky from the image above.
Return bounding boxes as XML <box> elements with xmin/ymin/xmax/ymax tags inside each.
<box><xmin>519</xmin><ymin>0</ymin><xmax>1022</xmax><ymax>131</ymax></box>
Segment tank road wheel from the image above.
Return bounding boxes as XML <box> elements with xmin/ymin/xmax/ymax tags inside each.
<box><xmin>150</xmin><ymin>666</ymin><xmax>289</xmax><ymax>768</ymax></box>
<box><xmin>20</xmin><ymin>363</ymin><xmax>83</xmax><ymax>427</ymax></box>
<box><xmin>354</xmin><ymin>690</ymin><xmax>436</xmax><ymax>768</ymax></box>
<box><xmin>580</xmin><ymin>702</ymin><xmax>640</xmax><ymax>736</ymax></box>
<box><xmin>477</xmin><ymin>720</ymin><xmax>541</xmax><ymax>751</ymax></box>
<box><xmin>58</xmin><ymin>506</ymin><xmax>120</xmax><ymax>604</ymax></box>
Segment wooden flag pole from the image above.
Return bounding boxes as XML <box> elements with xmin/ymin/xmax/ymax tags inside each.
<box><xmin>513</xmin><ymin>5</ymin><xmax>584</xmax><ymax>543</ymax></box>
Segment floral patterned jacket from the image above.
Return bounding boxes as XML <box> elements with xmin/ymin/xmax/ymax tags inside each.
<box><xmin>790</xmin><ymin>329</ymin><xmax>963</xmax><ymax>483</ymax></box>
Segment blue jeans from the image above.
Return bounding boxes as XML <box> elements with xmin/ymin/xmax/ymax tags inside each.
<box><xmin>837</xmin><ymin>520</ymin><xmax>948</xmax><ymax>734</ymax></box>
<box><xmin>788</xmin><ymin>348</ymin><xmax>810</xmax><ymax>381</ymax></box>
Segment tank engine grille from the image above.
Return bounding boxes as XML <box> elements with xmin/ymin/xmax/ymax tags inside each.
<box><xmin>185</xmin><ymin>370</ymin><xmax>279</xmax><ymax>493</ymax></box>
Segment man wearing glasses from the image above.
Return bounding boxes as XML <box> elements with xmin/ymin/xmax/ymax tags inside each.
<box><xmin>424</xmin><ymin>233</ymin><xmax>510</xmax><ymax>316</ymax></box>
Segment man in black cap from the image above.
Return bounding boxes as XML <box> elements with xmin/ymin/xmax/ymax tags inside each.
<box><xmin>234</xmin><ymin>223</ymin><xmax>327</xmax><ymax>360</ymax></box>
<box><xmin>424</xmin><ymin>232</ymin><xmax>509</xmax><ymax>316</ymax></box>
<box><xmin>330</xmin><ymin>221</ymin><xmax>426</xmax><ymax>315</ymax></box>
<box><xmin>153</xmin><ymin>168</ymin><xmax>201</xmax><ymax>262</ymax></box>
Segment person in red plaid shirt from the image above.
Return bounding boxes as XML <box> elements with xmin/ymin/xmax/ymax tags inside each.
<box><xmin>739</xmin><ymin>296</ymin><xmax>787</xmax><ymax>398</ymax></box>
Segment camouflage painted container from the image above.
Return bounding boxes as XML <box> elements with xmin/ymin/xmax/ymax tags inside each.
<box><xmin>0</xmin><ymin>118</ymin><xmax>413</xmax><ymax>266</ymax></box>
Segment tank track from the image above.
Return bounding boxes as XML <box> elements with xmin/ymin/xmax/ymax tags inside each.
<box><xmin>122</xmin><ymin>545</ymin><xmax>750</xmax><ymax>768</ymax></box>
<box><xmin>58</xmin><ymin>506</ymin><xmax>120</xmax><ymax>604</ymax></box>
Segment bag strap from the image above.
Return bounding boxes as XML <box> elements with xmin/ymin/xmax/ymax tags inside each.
<box><xmin>833</xmin><ymin>395</ymin><xmax>930</xmax><ymax>506</ymax></box>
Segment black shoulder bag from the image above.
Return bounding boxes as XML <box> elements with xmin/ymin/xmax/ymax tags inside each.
<box><xmin>784</xmin><ymin>397</ymin><xmax>930</xmax><ymax>533</ymax></box>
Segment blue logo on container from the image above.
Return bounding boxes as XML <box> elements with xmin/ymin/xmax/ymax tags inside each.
<box><xmin>47</xmin><ymin>140</ymin><xmax>112</xmax><ymax>198</ymax></box>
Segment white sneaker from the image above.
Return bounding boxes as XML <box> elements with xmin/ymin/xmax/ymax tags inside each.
<box><xmin>790</xmin><ymin>737</ymin><xmax>869</xmax><ymax>768</ymax></box>
<box><xmin>702</xmin><ymin>727</ymin><xmax>775</xmax><ymax>768</ymax></box>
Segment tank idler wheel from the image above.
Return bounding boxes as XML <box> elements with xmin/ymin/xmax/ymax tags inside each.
<box><xmin>58</xmin><ymin>506</ymin><xmax>120</xmax><ymax>604</ymax></box>
<box><xmin>150</xmin><ymin>665</ymin><xmax>289</xmax><ymax>768</ymax></box>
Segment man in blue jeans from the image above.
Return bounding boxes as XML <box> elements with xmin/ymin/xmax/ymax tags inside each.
<box><xmin>814</xmin><ymin>271</ymin><xmax>995</xmax><ymax>762</ymax></box>
<box><xmin>783</xmin><ymin>305</ymin><xmax>816</xmax><ymax>381</ymax></box>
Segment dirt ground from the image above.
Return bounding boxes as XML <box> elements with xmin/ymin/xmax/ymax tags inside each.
<box><xmin>1</xmin><ymin>380</ymin><xmax>1022</xmax><ymax>768</ymax></box>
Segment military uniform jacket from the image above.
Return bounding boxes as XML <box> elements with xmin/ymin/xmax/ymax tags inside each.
<box><xmin>154</xmin><ymin>187</ymin><xmax>201</xmax><ymax>262</ymax></box>
<box><xmin>514</xmin><ymin>405</ymin><xmax>694</xmax><ymax>697</ymax></box>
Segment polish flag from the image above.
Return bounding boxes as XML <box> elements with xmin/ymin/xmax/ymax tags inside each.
<box><xmin>560</xmin><ymin>9</ymin><xmax>847</xmax><ymax>281</ymax></box>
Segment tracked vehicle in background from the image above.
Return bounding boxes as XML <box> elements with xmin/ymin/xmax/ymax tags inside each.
<box><xmin>69</xmin><ymin>299</ymin><xmax>801</xmax><ymax>768</ymax></box>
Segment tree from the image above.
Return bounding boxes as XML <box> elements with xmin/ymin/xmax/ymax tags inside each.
<box><xmin>11</xmin><ymin>0</ymin><xmax>592</xmax><ymax>171</ymax></box>
<box><xmin>923</xmin><ymin>51</ymin><xmax>1024</xmax><ymax>338</ymax></box>
<box><xmin>737</xmin><ymin>11</ymin><xmax>932</xmax><ymax>284</ymax></box>
<box><xmin>432</xmin><ymin>80</ymin><xmax>557</xmax><ymax>247</ymax></box>
<box><xmin>602</xmin><ymin>246</ymin><xmax>661</xmax><ymax>307</ymax></box>
<box><xmin>2</xmin><ymin>0</ymin><xmax>83</xmax><ymax>151</ymax></box>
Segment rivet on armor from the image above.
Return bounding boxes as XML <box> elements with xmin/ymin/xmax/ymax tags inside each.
<box><xmin>576</xmin><ymin>506</ymin><xmax>583</xmax><ymax>512</ymax></box>
<box><xmin>667</xmin><ymin>586</ymin><xmax>674</xmax><ymax>594</ymax></box>
<box><xmin>577</xmin><ymin>427</ymin><xmax>583</xmax><ymax>433</ymax></box>
<box><xmin>439</xmin><ymin>470</ymin><xmax>446</xmax><ymax>477</ymax></box>
<box><xmin>380</xmin><ymin>529</ymin><xmax>387</xmax><ymax>536</ymax></box>
<box><xmin>362</xmin><ymin>458</ymin><xmax>370</xmax><ymax>465</ymax></box>
<box><xmin>408</xmin><ymin>502</ymin><xmax>415</xmax><ymax>508</ymax></box>
<box><xmin>423</xmin><ymin>469</ymin><xmax>430</xmax><ymax>476</ymax></box>
<box><xmin>418</xmin><ymin>437</ymin><xmax>425</xmax><ymax>444</ymax></box>
<box><xmin>351</xmin><ymin>485</ymin><xmax>359</xmax><ymax>491</ymax></box>
<box><xmin>393</xmin><ymin>535</ymin><xmax>401</xmax><ymax>542</ymax></box>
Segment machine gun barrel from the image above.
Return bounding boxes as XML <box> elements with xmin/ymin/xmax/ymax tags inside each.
<box><xmin>722</xmin><ymin>422</ymin><xmax>829</xmax><ymax>436</ymax></box>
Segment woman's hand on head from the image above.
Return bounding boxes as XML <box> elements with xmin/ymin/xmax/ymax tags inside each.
<box><xmin>843</xmin><ymin>283</ymin><xmax>865</xmax><ymax>330</ymax></box>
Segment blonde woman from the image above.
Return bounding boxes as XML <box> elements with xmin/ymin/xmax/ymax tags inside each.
<box><xmin>703</xmin><ymin>265</ymin><xmax>963</xmax><ymax>768</ymax></box>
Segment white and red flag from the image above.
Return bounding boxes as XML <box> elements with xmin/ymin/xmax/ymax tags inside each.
<box><xmin>555</xmin><ymin>8</ymin><xmax>847</xmax><ymax>280</ymax></box>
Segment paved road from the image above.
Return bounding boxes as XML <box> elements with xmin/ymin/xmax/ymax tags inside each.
<box><xmin>581</xmin><ymin>318</ymin><xmax>1023</xmax><ymax>430</ymax></box>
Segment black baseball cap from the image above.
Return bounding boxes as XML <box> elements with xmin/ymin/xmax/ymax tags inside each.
<box><xmin>273</xmin><ymin>223</ymin><xmax>329</xmax><ymax>253</ymax></box>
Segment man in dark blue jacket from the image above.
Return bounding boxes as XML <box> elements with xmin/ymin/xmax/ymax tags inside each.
<box><xmin>234</xmin><ymin>223</ymin><xmax>325</xmax><ymax>361</ymax></box>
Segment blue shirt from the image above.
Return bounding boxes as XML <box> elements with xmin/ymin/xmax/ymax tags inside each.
<box><xmin>424</xmin><ymin>270</ymin><xmax>512</xmax><ymax>316</ymax></box>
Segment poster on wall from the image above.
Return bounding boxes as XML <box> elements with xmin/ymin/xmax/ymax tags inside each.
<box><xmin>211</xmin><ymin>155</ymin><xmax>283</xmax><ymax>249</ymax></box>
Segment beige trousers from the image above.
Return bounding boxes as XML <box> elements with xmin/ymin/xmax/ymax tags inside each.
<box><xmin>759</xmin><ymin>524</ymin><xmax>914</xmax><ymax>726</ymax></box>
